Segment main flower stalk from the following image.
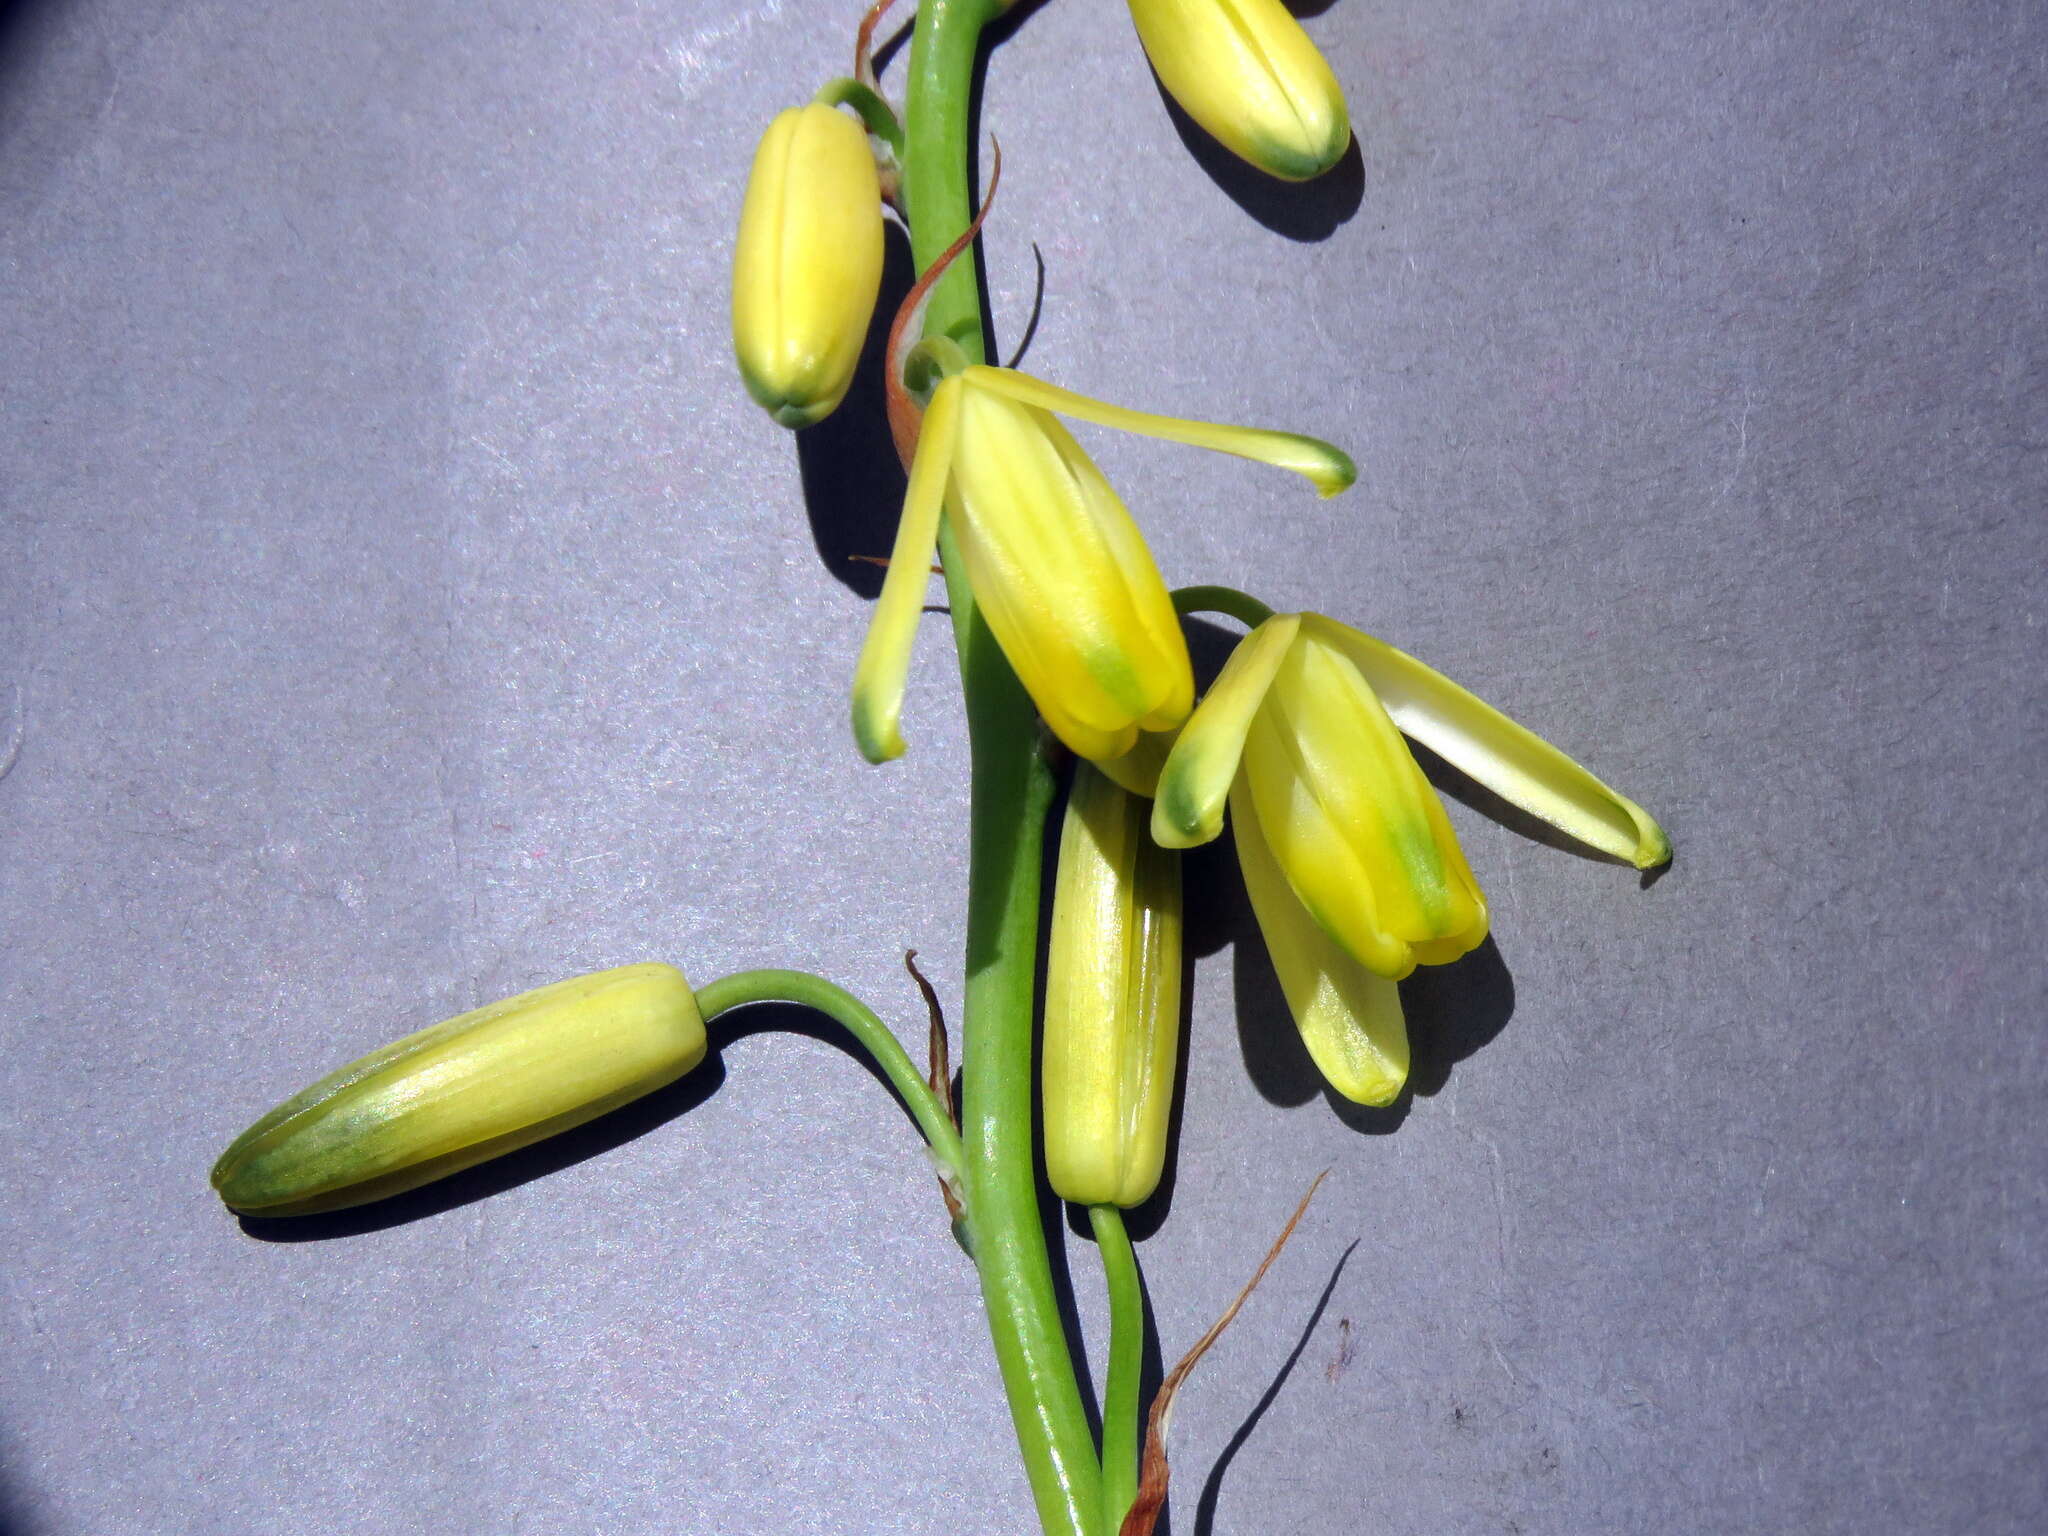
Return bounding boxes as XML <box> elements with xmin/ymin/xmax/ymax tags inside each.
<box><xmin>902</xmin><ymin>3</ymin><xmax>1105</xmax><ymax>1533</ymax></box>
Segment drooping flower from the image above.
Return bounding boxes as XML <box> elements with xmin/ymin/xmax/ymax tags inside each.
<box><xmin>731</xmin><ymin>103</ymin><xmax>886</xmax><ymax>428</ymax></box>
<box><xmin>1126</xmin><ymin>0</ymin><xmax>1351</xmax><ymax>181</ymax></box>
<box><xmin>851</xmin><ymin>364</ymin><xmax>1354</xmax><ymax>772</ymax></box>
<box><xmin>212</xmin><ymin>964</ymin><xmax>707</xmax><ymax>1216</ymax></box>
<box><xmin>1153</xmin><ymin>612</ymin><xmax>1668</xmax><ymax>1105</ymax></box>
<box><xmin>1043</xmin><ymin>763</ymin><xmax>1183</xmax><ymax>1209</ymax></box>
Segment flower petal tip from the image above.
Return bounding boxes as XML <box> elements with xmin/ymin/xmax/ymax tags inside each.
<box><xmin>1633</xmin><ymin>818</ymin><xmax>1673</xmax><ymax>871</ymax></box>
<box><xmin>1148</xmin><ymin>782</ymin><xmax>1222</xmax><ymax>850</ymax></box>
<box><xmin>1252</xmin><ymin>124</ymin><xmax>1352</xmax><ymax>183</ymax></box>
<box><xmin>1314</xmin><ymin>442</ymin><xmax>1358</xmax><ymax>498</ymax></box>
<box><xmin>766</xmin><ymin>396</ymin><xmax>834</xmax><ymax>431</ymax></box>
<box><xmin>736</xmin><ymin>361</ymin><xmax>840</xmax><ymax>430</ymax></box>
<box><xmin>851</xmin><ymin>702</ymin><xmax>906</xmax><ymax>766</ymax></box>
<box><xmin>1330</xmin><ymin>1067</ymin><xmax>1406</xmax><ymax>1109</ymax></box>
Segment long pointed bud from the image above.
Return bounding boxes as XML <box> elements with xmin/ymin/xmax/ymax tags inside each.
<box><xmin>1043</xmin><ymin>764</ymin><xmax>1184</xmax><ymax>1209</ymax></box>
<box><xmin>212</xmin><ymin>965</ymin><xmax>707</xmax><ymax>1217</ymax></box>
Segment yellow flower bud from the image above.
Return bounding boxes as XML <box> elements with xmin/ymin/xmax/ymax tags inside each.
<box><xmin>1126</xmin><ymin>0</ymin><xmax>1351</xmax><ymax>181</ymax></box>
<box><xmin>212</xmin><ymin>963</ymin><xmax>707</xmax><ymax>1217</ymax></box>
<box><xmin>731</xmin><ymin>103</ymin><xmax>885</xmax><ymax>428</ymax></box>
<box><xmin>851</xmin><ymin>364</ymin><xmax>1353</xmax><ymax>768</ymax></box>
<box><xmin>1043</xmin><ymin>764</ymin><xmax>1183</xmax><ymax>1209</ymax></box>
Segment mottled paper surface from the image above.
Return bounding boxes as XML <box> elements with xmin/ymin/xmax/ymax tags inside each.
<box><xmin>3</xmin><ymin>1</ymin><xmax>2043</xmax><ymax>1531</ymax></box>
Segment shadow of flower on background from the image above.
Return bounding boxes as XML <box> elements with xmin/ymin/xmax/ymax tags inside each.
<box><xmin>0</xmin><ymin>1444</ymin><xmax>42</xmax><ymax>1536</ymax></box>
<box><xmin>796</xmin><ymin>223</ymin><xmax>916</xmax><ymax>600</ymax></box>
<box><xmin>1191</xmin><ymin>1240</ymin><xmax>1356</xmax><ymax>1536</ymax></box>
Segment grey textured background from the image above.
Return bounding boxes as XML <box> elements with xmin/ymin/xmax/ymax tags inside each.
<box><xmin>3</xmin><ymin>1</ymin><xmax>2044</xmax><ymax>1532</ymax></box>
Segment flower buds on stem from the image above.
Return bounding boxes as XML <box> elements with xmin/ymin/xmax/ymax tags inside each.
<box><xmin>1044</xmin><ymin>763</ymin><xmax>1183</xmax><ymax>1210</ymax></box>
<box><xmin>732</xmin><ymin>102</ymin><xmax>886</xmax><ymax>428</ymax></box>
<box><xmin>212</xmin><ymin>964</ymin><xmax>707</xmax><ymax>1217</ymax></box>
<box><xmin>1126</xmin><ymin>0</ymin><xmax>1351</xmax><ymax>181</ymax></box>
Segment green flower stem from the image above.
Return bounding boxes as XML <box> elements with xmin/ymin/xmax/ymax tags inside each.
<box><xmin>1088</xmin><ymin>1204</ymin><xmax>1145</xmax><ymax>1532</ymax></box>
<box><xmin>812</xmin><ymin>77</ymin><xmax>906</xmax><ymax>161</ymax></box>
<box><xmin>1172</xmin><ymin>583</ymin><xmax>1276</xmax><ymax>629</ymax></box>
<box><xmin>903</xmin><ymin>0</ymin><xmax>993</xmax><ymax>360</ymax></box>
<box><xmin>904</xmin><ymin>3</ymin><xmax>1106</xmax><ymax>1534</ymax></box>
<box><xmin>694</xmin><ymin>969</ymin><xmax>966</xmax><ymax>1181</ymax></box>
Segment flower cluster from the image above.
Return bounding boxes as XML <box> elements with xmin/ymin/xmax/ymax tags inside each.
<box><xmin>219</xmin><ymin>0</ymin><xmax>1665</xmax><ymax>1244</ymax></box>
<box><xmin>851</xmin><ymin>365</ymin><xmax>1353</xmax><ymax>769</ymax></box>
<box><xmin>720</xmin><ymin>2</ymin><xmax>1666</xmax><ymax>1145</ymax></box>
<box><xmin>1155</xmin><ymin>612</ymin><xmax>1668</xmax><ymax>1104</ymax></box>
<box><xmin>210</xmin><ymin>15</ymin><xmax>1672</xmax><ymax>1536</ymax></box>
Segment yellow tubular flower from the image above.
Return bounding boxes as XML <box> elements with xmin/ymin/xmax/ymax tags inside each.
<box><xmin>731</xmin><ymin>103</ymin><xmax>885</xmax><ymax>428</ymax></box>
<box><xmin>1126</xmin><ymin>0</ymin><xmax>1351</xmax><ymax>182</ymax></box>
<box><xmin>1044</xmin><ymin>763</ymin><xmax>1184</xmax><ymax>1208</ymax></box>
<box><xmin>1154</xmin><ymin>613</ymin><xmax>1669</xmax><ymax>1104</ymax></box>
<box><xmin>212</xmin><ymin>964</ymin><xmax>707</xmax><ymax>1216</ymax></box>
<box><xmin>851</xmin><ymin>364</ymin><xmax>1355</xmax><ymax>768</ymax></box>
<box><xmin>1229</xmin><ymin>772</ymin><xmax>1408</xmax><ymax>1106</ymax></box>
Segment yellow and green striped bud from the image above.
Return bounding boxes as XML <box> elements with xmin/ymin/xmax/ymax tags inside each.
<box><xmin>212</xmin><ymin>963</ymin><xmax>707</xmax><ymax>1217</ymax></box>
<box><xmin>1126</xmin><ymin>0</ymin><xmax>1351</xmax><ymax>182</ymax></box>
<box><xmin>731</xmin><ymin>103</ymin><xmax>885</xmax><ymax>428</ymax></box>
<box><xmin>1043</xmin><ymin>763</ymin><xmax>1183</xmax><ymax>1209</ymax></box>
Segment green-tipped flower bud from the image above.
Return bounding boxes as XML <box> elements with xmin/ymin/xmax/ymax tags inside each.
<box><xmin>731</xmin><ymin>103</ymin><xmax>885</xmax><ymax>428</ymax></box>
<box><xmin>212</xmin><ymin>963</ymin><xmax>707</xmax><ymax>1217</ymax></box>
<box><xmin>1126</xmin><ymin>0</ymin><xmax>1351</xmax><ymax>182</ymax></box>
<box><xmin>1043</xmin><ymin>764</ymin><xmax>1184</xmax><ymax>1209</ymax></box>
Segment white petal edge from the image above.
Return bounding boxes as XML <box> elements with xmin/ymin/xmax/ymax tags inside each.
<box><xmin>1303</xmin><ymin>613</ymin><xmax>1670</xmax><ymax>868</ymax></box>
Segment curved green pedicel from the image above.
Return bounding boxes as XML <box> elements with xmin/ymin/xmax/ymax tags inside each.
<box><xmin>811</xmin><ymin>77</ymin><xmax>906</xmax><ymax>160</ymax></box>
<box><xmin>1171</xmin><ymin>583</ymin><xmax>1276</xmax><ymax>628</ymax></box>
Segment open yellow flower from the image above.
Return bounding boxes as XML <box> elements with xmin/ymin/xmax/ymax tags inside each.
<box><xmin>851</xmin><ymin>364</ymin><xmax>1353</xmax><ymax>769</ymax></box>
<box><xmin>1043</xmin><ymin>763</ymin><xmax>1183</xmax><ymax>1209</ymax></box>
<box><xmin>1153</xmin><ymin>612</ymin><xmax>1668</xmax><ymax>1105</ymax></box>
<box><xmin>731</xmin><ymin>103</ymin><xmax>885</xmax><ymax>428</ymax></box>
<box><xmin>1126</xmin><ymin>0</ymin><xmax>1351</xmax><ymax>181</ymax></box>
<box><xmin>212</xmin><ymin>964</ymin><xmax>707</xmax><ymax>1216</ymax></box>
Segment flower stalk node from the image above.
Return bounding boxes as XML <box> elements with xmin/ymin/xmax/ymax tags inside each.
<box><xmin>886</xmin><ymin>135</ymin><xmax>1003</xmax><ymax>468</ymax></box>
